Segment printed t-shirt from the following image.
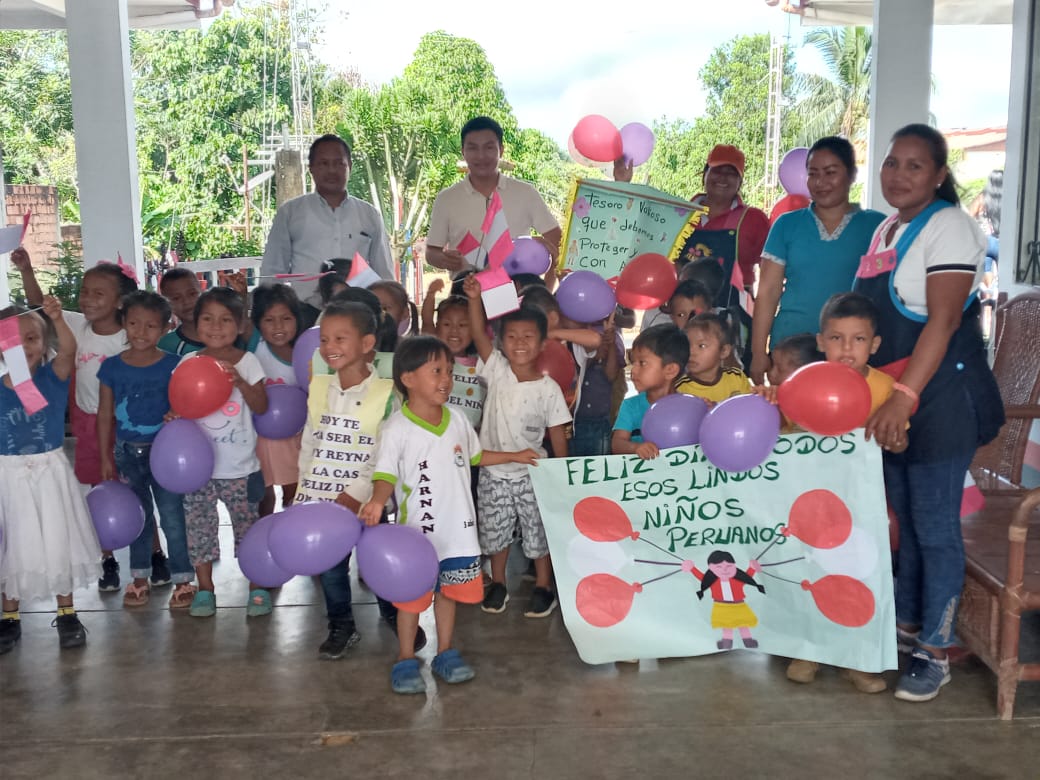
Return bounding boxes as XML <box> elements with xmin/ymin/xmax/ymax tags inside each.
<box><xmin>97</xmin><ymin>351</ymin><xmax>179</xmax><ymax>443</ymax></box>
<box><xmin>252</xmin><ymin>339</ymin><xmax>297</xmax><ymax>386</ymax></box>
<box><xmin>370</xmin><ymin>405</ymin><xmax>482</xmax><ymax>561</ymax></box>
<box><xmin>186</xmin><ymin>351</ymin><xmax>265</xmax><ymax>479</ymax></box>
<box><xmin>447</xmin><ymin>356</ymin><xmax>486</xmax><ymax>430</ymax></box>
<box><xmin>478</xmin><ymin>351</ymin><xmax>571</xmax><ymax>479</ymax></box>
<box><xmin>295</xmin><ymin>368</ymin><xmax>394</xmax><ymax>505</ymax></box>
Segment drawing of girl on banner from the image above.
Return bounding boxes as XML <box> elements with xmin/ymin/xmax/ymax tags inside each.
<box><xmin>687</xmin><ymin>551</ymin><xmax>765</xmax><ymax>650</ymax></box>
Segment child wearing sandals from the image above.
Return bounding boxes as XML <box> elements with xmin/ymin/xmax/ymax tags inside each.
<box><xmin>179</xmin><ymin>287</ymin><xmax>270</xmax><ymax>618</ymax></box>
<box><xmin>360</xmin><ymin>336</ymin><xmax>539</xmax><ymax>694</ymax></box>
<box><xmin>0</xmin><ymin>297</ymin><xmax>100</xmax><ymax>653</ymax></box>
<box><xmin>97</xmin><ymin>292</ymin><xmax>196</xmax><ymax>609</ymax></box>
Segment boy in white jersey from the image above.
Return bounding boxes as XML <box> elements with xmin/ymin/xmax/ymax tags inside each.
<box><xmin>361</xmin><ymin>336</ymin><xmax>538</xmax><ymax>695</ymax></box>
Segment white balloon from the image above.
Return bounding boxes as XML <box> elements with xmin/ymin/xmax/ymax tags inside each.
<box><xmin>567</xmin><ymin>535</ymin><xmax>630</xmax><ymax>578</ymax></box>
<box><xmin>807</xmin><ymin>527</ymin><xmax>879</xmax><ymax>578</ymax></box>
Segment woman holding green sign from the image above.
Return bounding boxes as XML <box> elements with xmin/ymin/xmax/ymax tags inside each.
<box><xmin>749</xmin><ymin>137</ymin><xmax>885</xmax><ymax>385</ymax></box>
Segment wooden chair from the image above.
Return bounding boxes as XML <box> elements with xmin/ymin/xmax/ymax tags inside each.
<box><xmin>969</xmin><ymin>290</ymin><xmax>1040</xmax><ymax>494</ymax></box>
<box><xmin>958</xmin><ymin>290</ymin><xmax>1040</xmax><ymax>719</ymax></box>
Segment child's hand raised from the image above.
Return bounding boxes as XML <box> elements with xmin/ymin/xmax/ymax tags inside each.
<box><xmin>426</xmin><ymin>278</ymin><xmax>446</xmax><ymax>297</ymax></box>
<box><xmin>10</xmin><ymin>247</ymin><xmax>32</xmax><ymax>273</ymax></box>
<box><xmin>635</xmin><ymin>441</ymin><xmax>660</xmax><ymax>460</ymax></box>
<box><xmin>358</xmin><ymin>500</ymin><xmax>383</xmax><ymax>526</ymax></box>
<box><xmin>40</xmin><ymin>295</ymin><xmax>63</xmax><ymax>321</ymax></box>
<box><xmin>462</xmin><ymin>274</ymin><xmax>482</xmax><ymax>300</ymax></box>
<box><xmin>221</xmin><ymin>271</ymin><xmax>248</xmax><ymax>298</ymax></box>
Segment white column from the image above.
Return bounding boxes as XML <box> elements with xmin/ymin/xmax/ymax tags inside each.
<box><xmin>866</xmin><ymin>0</ymin><xmax>935</xmax><ymax>211</ymax></box>
<box><xmin>65</xmin><ymin>0</ymin><xmax>143</xmax><ymax>278</ymax></box>
<box><xmin>0</xmin><ymin>152</ymin><xmax>9</xmax><ymax>307</ymax></box>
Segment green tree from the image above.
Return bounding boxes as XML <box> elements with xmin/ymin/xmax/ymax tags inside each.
<box><xmin>644</xmin><ymin>34</ymin><xmax>802</xmax><ymax>209</ymax></box>
<box><xmin>793</xmin><ymin>27</ymin><xmax>872</xmax><ymax>144</ymax></box>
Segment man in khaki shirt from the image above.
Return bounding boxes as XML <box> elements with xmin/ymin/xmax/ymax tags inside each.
<box><xmin>426</xmin><ymin>117</ymin><xmax>561</xmax><ymax>273</ymax></box>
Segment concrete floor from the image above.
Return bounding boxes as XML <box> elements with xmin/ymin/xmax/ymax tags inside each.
<box><xmin>2</xmin><ymin>519</ymin><xmax>1039</xmax><ymax>780</ymax></box>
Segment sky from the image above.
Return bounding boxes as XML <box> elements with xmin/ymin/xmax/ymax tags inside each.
<box><xmin>310</xmin><ymin>0</ymin><xmax>1013</xmax><ymax>148</ymax></box>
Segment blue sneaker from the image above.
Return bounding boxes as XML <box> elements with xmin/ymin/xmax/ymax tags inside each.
<box><xmin>391</xmin><ymin>658</ymin><xmax>426</xmax><ymax>695</ymax></box>
<box><xmin>894</xmin><ymin>648</ymin><xmax>951</xmax><ymax>702</ymax></box>
<box><xmin>189</xmin><ymin>590</ymin><xmax>216</xmax><ymax>618</ymax></box>
<box><xmin>431</xmin><ymin>648</ymin><xmax>475</xmax><ymax>684</ymax></box>
<box><xmin>246</xmin><ymin>589</ymin><xmax>272</xmax><ymax>617</ymax></box>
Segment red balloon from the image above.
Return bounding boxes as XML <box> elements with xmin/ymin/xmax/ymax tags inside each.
<box><xmin>573</xmin><ymin>496</ymin><xmax>639</xmax><ymax>542</ymax></box>
<box><xmin>769</xmin><ymin>193</ymin><xmax>811</xmax><ymax>224</ymax></box>
<box><xmin>801</xmin><ymin>575</ymin><xmax>875</xmax><ymax>627</ymax></box>
<box><xmin>168</xmin><ymin>355</ymin><xmax>234</xmax><ymax>419</ymax></box>
<box><xmin>576</xmin><ymin>574</ymin><xmax>642</xmax><ymax>627</ymax></box>
<box><xmin>616</xmin><ymin>253</ymin><xmax>679</xmax><ymax>310</ymax></box>
<box><xmin>572</xmin><ymin>115</ymin><xmax>623</xmax><ymax>163</ymax></box>
<box><xmin>537</xmin><ymin>339</ymin><xmax>576</xmax><ymax>394</ymax></box>
<box><xmin>776</xmin><ymin>361</ymin><xmax>872</xmax><ymax>436</ymax></box>
<box><xmin>785</xmin><ymin>489</ymin><xmax>853</xmax><ymax>548</ymax></box>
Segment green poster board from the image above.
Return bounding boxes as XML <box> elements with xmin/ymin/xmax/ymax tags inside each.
<box><xmin>558</xmin><ymin>179</ymin><xmax>705</xmax><ymax>278</ymax></box>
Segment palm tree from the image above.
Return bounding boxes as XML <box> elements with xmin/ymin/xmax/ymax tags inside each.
<box><xmin>794</xmin><ymin>27</ymin><xmax>872</xmax><ymax>144</ymax></box>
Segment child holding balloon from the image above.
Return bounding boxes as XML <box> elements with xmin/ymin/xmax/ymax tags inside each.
<box><xmin>612</xmin><ymin>324</ymin><xmax>689</xmax><ymax>460</ymax></box>
<box><xmin>360</xmin><ymin>335</ymin><xmax>540</xmax><ymax>694</ymax></box>
<box><xmin>96</xmin><ymin>291</ymin><xmax>195</xmax><ymax>609</ymax></box>
<box><xmin>248</xmin><ymin>284</ymin><xmax>305</xmax><ymax>516</ymax></box>
<box><xmin>296</xmin><ymin>299</ymin><xmax>414</xmax><ymax>660</ymax></box>
<box><xmin>179</xmin><ymin>287</ymin><xmax>270</xmax><ymax>618</ymax></box>
<box><xmin>0</xmin><ymin>297</ymin><xmax>100</xmax><ymax>653</ymax></box>
<box><xmin>13</xmin><ymin>248</ymin><xmax>153</xmax><ymax>593</ymax></box>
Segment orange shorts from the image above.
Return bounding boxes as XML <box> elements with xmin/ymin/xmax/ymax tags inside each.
<box><xmin>393</xmin><ymin>556</ymin><xmax>484</xmax><ymax>613</ymax></box>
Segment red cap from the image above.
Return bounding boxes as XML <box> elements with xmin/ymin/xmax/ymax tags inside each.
<box><xmin>706</xmin><ymin>144</ymin><xmax>746</xmax><ymax>178</ymax></box>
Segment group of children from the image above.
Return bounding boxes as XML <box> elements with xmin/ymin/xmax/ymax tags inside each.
<box><xmin>0</xmin><ymin>247</ymin><xmax>903</xmax><ymax>696</ymax></box>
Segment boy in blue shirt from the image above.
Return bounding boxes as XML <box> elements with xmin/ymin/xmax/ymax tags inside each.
<box><xmin>612</xmin><ymin>324</ymin><xmax>690</xmax><ymax>460</ymax></box>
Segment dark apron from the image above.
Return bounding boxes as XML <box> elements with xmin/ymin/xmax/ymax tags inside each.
<box><xmin>852</xmin><ymin>201</ymin><xmax>1003</xmax><ymax>462</ymax></box>
<box><xmin>680</xmin><ymin>211</ymin><xmax>752</xmax><ymax>368</ymax></box>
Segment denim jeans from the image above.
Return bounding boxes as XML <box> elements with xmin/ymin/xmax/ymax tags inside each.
<box><xmin>115</xmin><ymin>441</ymin><xmax>193</xmax><ymax>583</ymax></box>
<box><xmin>570</xmin><ymin>417</ymin><xmax>613</xmax><ymax>457</ymax></box>
<box><xmin>883</xmin><ymin>450</ymin><xmax>974</xmax><ymax>648</ymax></box>
<box><xmin>320</xmin><ymin>552</ymin><xmax>397</xmax><ymax>628</ymax></box>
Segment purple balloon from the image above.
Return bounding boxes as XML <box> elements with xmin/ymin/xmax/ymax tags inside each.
<box><xmin>268</xmin><ymin>501</ymin><xmax>363</xmax><ymax>576</ymax></box>
<box><xmin>555</xmin><ymin>271</ymin><xmax>617</xmax><ymax>323</ymax></box>
<box><xmin>699</xmin><ymin>395</ymin><xmax>781</xmax><ymax>473</ymax></box>
<box><xmin>504</xmin><ymin>236</ymin><xmax>552</xmax><ymax>277</ymax></box>
<box><xmin>86</xmin><ymin>481</ymin><xmax>146</xmax><ymax>550</ymax></box>
<box><xmin>619</xmin><ymin>122</ymin><xmax>655</xmax><ymax>167</ymax></box>
<box><xmin>254</xmin><ymin>385</ymin><xmax>308</xmax><ymax>439</ymax></box>
<box><xmin>150</xmin><ymin>418</ymin><xmax>215</xmax><ymax>494</ymax></box>
<box><xmin>642</xmin><ymin>394</ymin><xmax>709</xmax><ymax>448</ymax></box>
<box><xmin>291</xmin><ymin>326</ymin><xmax>321</xmax><ymax>389</ymax></box>
<box><xmin>356</xmin><ymin>524</ymin><xmax>439</xmax><ymax>603</ymax></box>
<box><xmin>779</xmin><ymin>147</ymin><xmax>810</xmax><ymax>197</ymax></box>
<box><xmin>238</xmin><ymin>514</ymin><xmax>293</xmax><ymax>588</ymax></box>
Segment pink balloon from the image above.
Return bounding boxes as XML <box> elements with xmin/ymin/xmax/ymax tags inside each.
<box><xmin>572</xmin><ymin>115</ymin><xmax>623</xmax><ymax>163</ymax></box>
<box><xmin>567</xmin><ymin>133</ymin><xmax>597</xmax><ymax>167</ymax></box>
<box><xmin>779</xmin><ymin>147</ymin><xmax>810</xmax><ymax>197</ymax></box>
<box><xmin>619</xmin><ymin>122</ymin><xmax>655</xmax><ymax>166</ymax></box>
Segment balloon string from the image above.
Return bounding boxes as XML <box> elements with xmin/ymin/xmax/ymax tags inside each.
<box><xmin>633</xmin><ymin>558</ymin><xmax>682</xmax><ymax>567</ymax></box>
<box><xmin>754</xmin><ymin>533</ymin><xmax>785</xmax><ymax>562</ymax></box>
<box><xmin>758</xmin><ymin>556</ymin><xmax>804</xmax><ymax>568</ymax></box>
<box><xmin>637</xmin><ymin>538</ymin><xmax>684</xmax><ymax>560</ymax></box>
<box><xmin>759</xmin><ymin>570</ymin><xmax>802</xmax><ymax>586</ymax></box>
<box><xmin>639</xmin><ymin>569</ymin><xmax>683</xmax><ymax>587</ymax></box>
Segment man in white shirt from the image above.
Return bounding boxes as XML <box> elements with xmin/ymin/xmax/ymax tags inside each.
<box><xmin>426</xmin><ymin>117</ymin><xmax>561</xmax><ymax>273</ymax></box>
<box><xmin>261</xmin><ymin>134</ymin><xmax>394</xmax><ymax>323</ymax></box>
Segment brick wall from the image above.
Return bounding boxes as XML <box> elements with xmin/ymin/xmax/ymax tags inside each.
<box><xmin>4</xmin><ymin>184</ymin><xmax>62</xmax><ymax>267</ymax></box>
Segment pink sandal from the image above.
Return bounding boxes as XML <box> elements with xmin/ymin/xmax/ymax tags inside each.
<box><xmin>123</xmin><ymin>581</ymin><xmax>150</xmax><ymax>607</ymax></box>
<box><xmin>168</xmin><ymin>583</ymin><xmax>197</xmax><ymax>610</ymax></box>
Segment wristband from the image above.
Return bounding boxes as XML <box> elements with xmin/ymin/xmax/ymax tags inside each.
<box><xmin>892</xmin><ymin>382</ymin><xmax>919</xmax><ymax>403</ymax></box>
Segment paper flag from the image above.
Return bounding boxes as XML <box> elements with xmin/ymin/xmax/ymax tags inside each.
<box><xmin>348</xmin><ymin>252</ymin><xmax>381</xmax><ymax>288</ymax></box>
<box><xmin>474</xmin><ymin>265</ymin><xmax>519</xmax><ymax>319</ymax></box>
<box><xmin>455</xmin><ymin>232</ymin><xmax>483</xmax><ymax>267</ymax></box>
<box><xmin>0</xmin><ymin>225</ymin><xmax>21</xmax><ymax>255</ymax></box>
<box><xmin>0</xmin><ymin>316</ymin><xmax>49</xmax><ymax>415</ymax></box>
